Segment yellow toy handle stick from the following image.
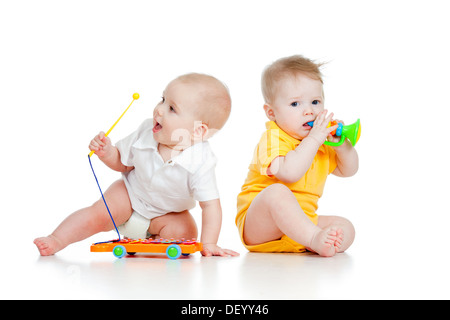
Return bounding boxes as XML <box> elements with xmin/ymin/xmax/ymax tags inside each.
<box><xmin>88</xmin><ymin>93</ymin><xmax>140</xmax><ymax>157</ymax></box>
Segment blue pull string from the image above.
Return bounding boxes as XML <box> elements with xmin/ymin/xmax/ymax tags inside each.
<box><xmin>88</xmin><ymin>155</ymin><xmax>121</xmax><ymax>241</ymax></box>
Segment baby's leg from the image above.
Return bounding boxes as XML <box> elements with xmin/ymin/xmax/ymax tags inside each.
<box><xmin>148</xmin><ymin>210</ymin><xmax>198</xmax><ymax>240</ymax></box>
<box><xmin>34</xmin><ymin>180</ymin><xmax>133</xmax><ymax>256</ymax></box>
<box><xmin>317</xmin><ymin>215</ymin><xmax>355</xmax><ymax>253</ymax></box>
<box><xmin>243</xmin><ymin>183</ymin><xmax>341</xmax><ymax>257</ymax></box>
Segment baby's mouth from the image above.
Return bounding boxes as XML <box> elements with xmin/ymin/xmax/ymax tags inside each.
<box><xmin>303</xmin><ymin>121</ymin><xmax>313</xmax><ymax>129</ymax></box>
<box><xmin>153</xmin><ymin>121</ymin><xmax>163</xmax><ymax>133</ymax></box>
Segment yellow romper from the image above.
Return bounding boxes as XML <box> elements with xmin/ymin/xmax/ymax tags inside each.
<box><xmin>236</xmin><ymin>121</ymin><xmax>337</xmax><ymax>252</ymax></box>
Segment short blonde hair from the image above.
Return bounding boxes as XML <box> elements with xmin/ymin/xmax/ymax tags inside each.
<box><xmin>175</xmin><ymin>73</ymin><xmax>231</xmax><ymax>131</ymax></box>
<box><xmin>261</xmin><ymin>55</ymin><xmax>324</xmax><ymax>104</ymax></box>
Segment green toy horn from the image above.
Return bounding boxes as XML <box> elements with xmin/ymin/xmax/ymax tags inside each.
<box><xmin>307</xmin><ymin>119</ymin><xmax>361</xmax><ymax>147</ymax></box>
<box><xmin>325</xmin><ymin>119</ymin><xmax>361</xmax><ymax>147</ymax></box>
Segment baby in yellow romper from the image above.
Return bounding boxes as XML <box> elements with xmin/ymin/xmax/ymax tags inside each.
<box><xmin>236</xmin><ymin>55</ymin><xmax>359</xmax><ymax>257</ymax></box>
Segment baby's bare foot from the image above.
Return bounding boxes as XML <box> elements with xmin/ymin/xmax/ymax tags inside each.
<box><xmin>334</xmin><ymin>228</ymin><xmax>344</xmax><ymax>252</ymax></box>
<box><xmin>310</xmin><ymin>227</ymin><xmax>342</xmax><ymax>257</ymax></box>
<box><xmin>33</xmin><ymin>235</ymin><xmax>64</xmax><ymax>256</ymax></box>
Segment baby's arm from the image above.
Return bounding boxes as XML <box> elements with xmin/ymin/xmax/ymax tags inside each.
<box><xmin>332</xmin><ymin>140</ymin><xmax>359</xmax><ymax>177</ymax></box>
<box><xmin>269</xmin><ymin>110</ymin><xmax>337</xmax><ymax>183</ymax></box>
<box><xmin>199</xmin><ymin>199</ymin><xmax>239</xmax><ymax>257</ymax></box>
<box><xmin>269</xmin><ymin>136</ymin><xmax>321</xmax><ymax>183</ymax></box>
<box><xmin>89</xmin><ymin>132</ymin><xmax>134</xmax><ymax>173</ymax></box>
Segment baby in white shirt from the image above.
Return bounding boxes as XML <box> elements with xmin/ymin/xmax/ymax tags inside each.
<box><xmin>34</xmin><ymin>73</ymin><xmax>239</xmax><ymax>257</ymax></box>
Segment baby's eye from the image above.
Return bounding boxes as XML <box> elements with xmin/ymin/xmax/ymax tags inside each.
<box><xmin>312</xmin><ymin>100</ymin><xmax>320</xmax><ymax>105</ymax></box>
<box><xmin>169</xmin><ymin>106</ymin><xmax>175</xmax><ymax>113</ymax></box>
<box><xmin>290</xmin><ymin>102</ymin><xmax>299</xmax><ymax>107</ymax></box>
<box><xmin>160</xmin><ymin>96</ymin><xmax>165</xmax><ymax>103</ymax></box>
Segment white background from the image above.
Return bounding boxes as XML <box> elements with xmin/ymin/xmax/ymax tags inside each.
<box><xmin>1</xmin><ymin>0</ymin><xmax>449</xmax><ymax>299</ymax></box>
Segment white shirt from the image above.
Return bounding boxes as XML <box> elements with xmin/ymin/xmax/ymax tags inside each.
<box><xmin>116</xmin><ymin>119</ymin><xmax>219</xmax><ymax>220</ymax></box>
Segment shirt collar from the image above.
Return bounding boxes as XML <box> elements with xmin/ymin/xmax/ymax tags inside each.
<box><xmin>132</xmin><ymin>125</ymin><xmax>159</xmax><ymax>150</ymax></box>
<box><xmin>133</xmin><ymin>127</ymin><xmax>214</xmax><ymax>173</ymax></box>
<box><xmin>266</xmin><ymin>121</ymin><xmax>326</xmax><ymax>153</ymax></box>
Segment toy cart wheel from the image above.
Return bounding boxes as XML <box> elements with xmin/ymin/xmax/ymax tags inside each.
<box><xmin>166</xmin><ymin>244</ymin><xmax>182</xmax><ymax>260</ymax></box>
<box><xmin>127</xmin><ymin>252</ymin><xmax>136</xmax><ymax>255</ymax></box>
<box><xmin>113</xmin><ymin>245</ymin><xmax>127</xmax><ymax>258</ymax></box>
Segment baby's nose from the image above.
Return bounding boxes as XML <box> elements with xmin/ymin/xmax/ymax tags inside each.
<box><xmin>154</xmin><ymin>105</ymin><xmax>164</xmax><ymax>117</ymax></box>
<box><xmin>303</xmin><ymin>107</ymin><xmax>313</xmax><ymax>115</ymax></box>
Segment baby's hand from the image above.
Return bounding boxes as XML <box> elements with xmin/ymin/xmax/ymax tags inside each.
<box><xmin>201</xmin><ymin>243</ymin><xmax>240</xmax><ymax>257</ymax></box>
<box><xmin>89</xmin><ymin>131</ymin><xmax>112</xmax><ymax>158</ymax></box>
<box><xmin>307</xmin><ymin>110</ymin><xmax>339</xmax><ymax>145</ymax></box>
<box><xmin>327</xmin><ymin>119</ymin><xmax>345</xmax><ymax>144</ymax></box>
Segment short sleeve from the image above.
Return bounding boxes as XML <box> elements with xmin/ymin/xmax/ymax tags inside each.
<box><xmin>190</xmin><ymin>156</ymin><xmax>220</xmax><ymax>202</ymax></box>
<box><xmin>256</xmin><ymin>128</ymin><xmax>293</xmax><ymax>176</ymax></box>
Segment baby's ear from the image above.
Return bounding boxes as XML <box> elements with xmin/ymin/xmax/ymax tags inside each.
<box><xmin>264</xmin><ymin>104</ymin><xmax>276</xmax><ymax>121</ymax></box>
<box><xmin>192</xmin><ymin>121</ymin><xmax>209</xmax><ymax>141</ymax></box>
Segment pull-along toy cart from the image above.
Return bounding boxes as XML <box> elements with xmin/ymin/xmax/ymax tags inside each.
<box><xmin>91</xmin><ymin>238</ymin><xmax>203</xmax><ymax>259</ymax></box>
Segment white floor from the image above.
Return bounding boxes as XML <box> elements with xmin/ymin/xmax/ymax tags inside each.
<box><xmin>5</xmin><ymin>226</ymin><xmax>450</xmax><ymax>300</ymax></box>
